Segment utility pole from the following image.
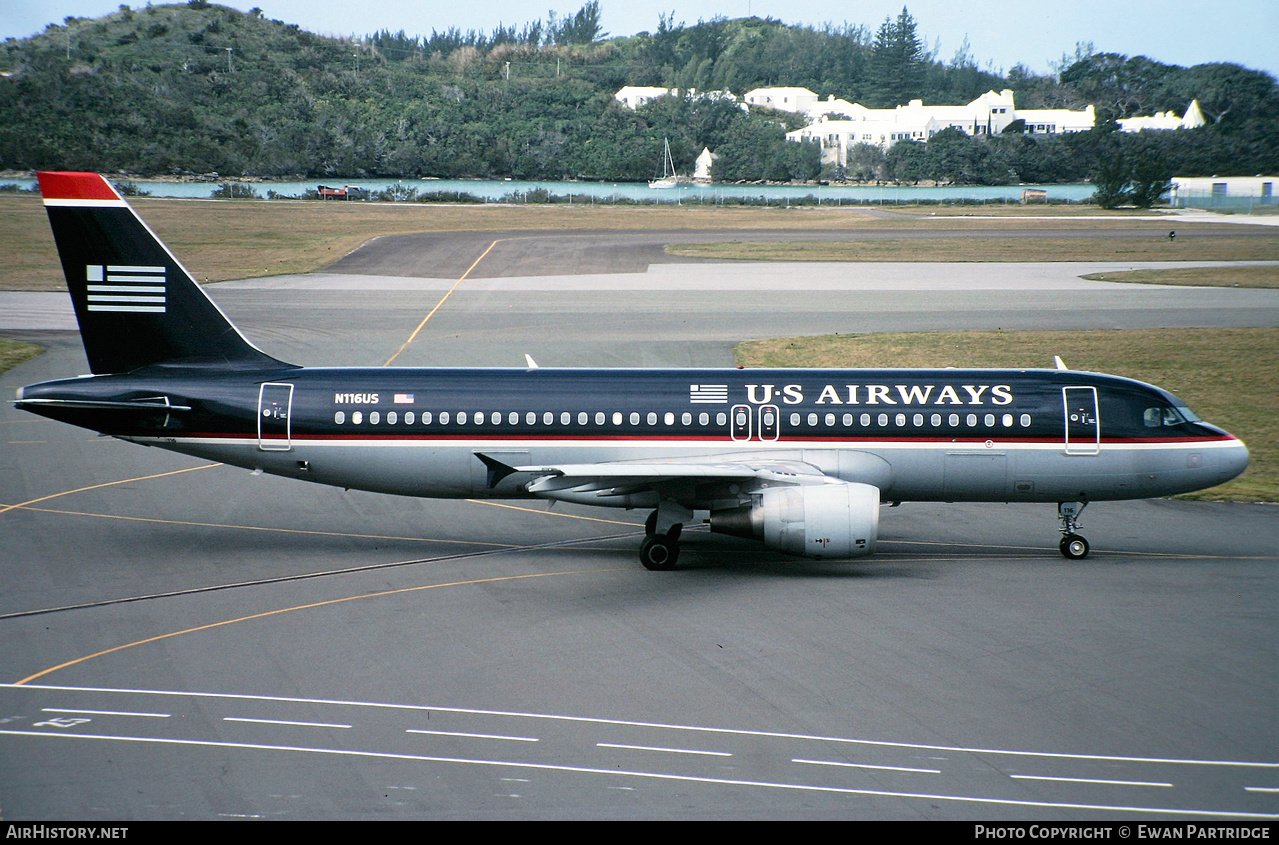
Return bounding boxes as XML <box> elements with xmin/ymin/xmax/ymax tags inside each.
<box><xmin>225</xmin><ymin>47</ymin><xmax>233</xmax><ymax>72</ymax></box>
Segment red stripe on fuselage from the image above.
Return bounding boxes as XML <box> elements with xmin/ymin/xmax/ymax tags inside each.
<box><xmin>163</xmin><ymin>432</ymin><xmax>1242</xmax><ymax>445</ymax></box>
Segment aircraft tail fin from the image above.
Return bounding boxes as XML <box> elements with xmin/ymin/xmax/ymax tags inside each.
<box><xmin>37</xmin><ymin>172</ymin><xmax>288</xmax><ymax>374</ymax></box>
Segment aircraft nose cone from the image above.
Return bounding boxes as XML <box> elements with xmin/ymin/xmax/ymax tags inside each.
<box><xmin>1222</xmin><ymin>439</ymin><xmax>1250</xmax><ymax>483</ymax></box>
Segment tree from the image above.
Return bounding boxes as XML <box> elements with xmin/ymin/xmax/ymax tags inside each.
<box><xmin>866</xmin><ymin>7</ymin><xmax>926</xmax><ymax>107</ymax></box>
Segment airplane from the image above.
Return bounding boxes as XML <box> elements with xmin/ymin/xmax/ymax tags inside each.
<box><xmin>15</xmin><ymin>172</ymin><xmax>1250</xmax><ymax>570</ymax></box>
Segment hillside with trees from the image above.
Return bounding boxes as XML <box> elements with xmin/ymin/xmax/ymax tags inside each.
<box><xmin>0</xmin><ymin>2</ymin><xmax>1274</xmax><ymax>187</ymax></box>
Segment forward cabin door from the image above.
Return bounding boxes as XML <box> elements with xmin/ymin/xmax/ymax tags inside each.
<box><xmin>258</xmin><ymin>382</ymin><xmax>294</xmax><ymax>451</ymax></box>
<box><xmin>1062</xmin><ymin>387</ymin><xmax>1100</xmax><ymax>455</ymax></box>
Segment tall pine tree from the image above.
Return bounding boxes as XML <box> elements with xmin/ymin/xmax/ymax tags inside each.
<box><xmin>867</xmin><ymin>7</ymin><xmax>927</xmax><ymax>107</ymax></box>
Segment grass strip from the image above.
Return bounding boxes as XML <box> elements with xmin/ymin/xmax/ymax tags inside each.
<box><xmin>0</xmin><ymin>338</ymin><xmax>42</xmax><ymax>374</ymax></box>
<box><xmin>667</xmin><ymin>236</ymin><xmax>1279</xmax><ymax>263</ymax></box>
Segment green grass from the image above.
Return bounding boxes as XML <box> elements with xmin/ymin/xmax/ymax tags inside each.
<box><xmin>666</xmin><ymin>236</ymin><xmax>1279</xmax><ymax>263</ymax></box>
<box><xmin>0</xmin><ymin>338</ymin><xmax>42</xmax><ymax>376</ymax></box>
<box><xmin>1080</xmin><ymin>265</ymin><xmax>1279</xmax><ymax>288</ymax></box>
<box><xmin>736</xmin><ymin>328</ymin><xmax>1278</xmax><ymax>502</ymax></box>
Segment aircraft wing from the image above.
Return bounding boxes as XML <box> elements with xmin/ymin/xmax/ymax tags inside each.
<box><xmin>479</xmin><ymin>453</ymin><xmax>841</xmax><ymax>508</ymax></box>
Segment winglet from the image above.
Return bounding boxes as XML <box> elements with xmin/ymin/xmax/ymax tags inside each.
<box><xmin>1054</xmin><ymin>355</ymin><xmax>1068</xmax><ymax>371</ymax></box>
<box><xmin>525</xmin><ymin>354</ymin><xmax>539</xmax><ymax>369</ymax></box>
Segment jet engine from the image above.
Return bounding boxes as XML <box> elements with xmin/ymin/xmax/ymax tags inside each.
<box><xmin>709</xmin><ymin>481</ymin><xmax>879</xmax><ymax>559</ymax></box>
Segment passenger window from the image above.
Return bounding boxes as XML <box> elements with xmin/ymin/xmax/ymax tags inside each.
<box><xmin>405</xmin><ymin>412</ymin><xmax>415</xmax><ymax>425</ymax></box>
<box><xmin>613</xmin><ymin>412</ymin><xmax>623</xmax><ymax>425</ymax></box>
<box><xmin>422</xmin><ymin>411</ymin><xmax>433</xmax><ymax>425</ymax></box>
<box><xmin>647</xmin><ymin>412</ymin><xmax>657</xmax><ymax>425</ymax></box>
<box><xmin>842</xmin><ymin>413</ymin><xmax>853</xmax><ymax>426</ymax></box>
<box><xmin>912</xmin><ymin>413</ymin><xmax>923</xmax><ymax>426</ymax></box>
<box><xmin>949</xmin><ymin>414</ymin><xmax>959</xmax><ymax>427</ymax></box>
<box><xmin>578</xmin><ymin>412</ymin><xmax>588</xmax><ymax>425</ymax></box>
<box><xmin>861</xmin><ymin>413</ymin><xmax>871</xmax><ymax>426</ymax></box>
<box><xmin>369</xmin><ymin>411</ymin><xmax>381</xmax><ymax>425</ymax></box>
<box><xmin>334</xmin><ymin>411</ymin><xmax>346</xmax><ymax>425</ymax></box>
<box><xmin>699</xmin><ymin>412</ymin><xmax>709</xmax><ymax>426</ymax></box>
<box><xmin>439</xmin><ymin>411</ymin><xmax>449</xmax><ymax>424</ymax></box>
<box><xmin>966</xmin><ymin>413</ymin><xmax>976</xmax><ymax>427</ymax></box>
<box><xmin>984</xmin><ymin>414</ymin><xmax>995</xmax><ymax>427</ymax></box>
<box><xmin>664</xmin><ymin>412</ymin><xmax>674</xmax><ymax>425</ymax></box>
<box><xmin>543</xmin><ymin>411</ymin><xmax>554</xmax><ymax>425</ymax></box>
<box><xmin>1020</xmin><ymin>414</ymin><xmax>1031</xmax><ymax>427</ymax></box>
<box><xmin>790</xmin><ymin>413</ymin><xmax>801</xmax><ymax>426</ymax></box>
<box><xmin>596</xmin><ymin>412</ymin><xmax>606</xmax><ymax>425</ymax></box>
<box><xmin>526</xmin><ymin>411</ymin><xmax>536</xmax><ymax>425</ymax></box>
<box><xmin>630</xmin><ymin>412</ymin><xmax>640</xmax><ymax>425</ymax></box>
<box><xmin>930</xmin><ymin>413</ymin><xmax>941</xmax><ymax>426</ymax></box>
<box><xmin>1002</xmin><ymin>414</ymin><xmax>1013</xmax><ymax>427</ymax></box>
<box><xmin>682</xmin><ymin>412</ymin><xmax>692</xmax><ymax>425</ymax></box>
<box><xmin>456</xmin><ymin>412</ymin><xmax>466</xmax><ymax>424</ymax></box>
<box><xmin>807</xmin><ymin>413</ymin><xmax>818</xmax><ymax>426</ymax></box>
<box><xmin>509</xmin><ymin>412</ymin><xmax>518</xmax><ymax>425</ymax></box>
<box><xmin>561</xmin><ymin>412</ymin><xmax>571</xmax><ymax>425</ymax></box>
<box><xmin>352</xmin><ymin>411</ymin><xmax>364</xmax><ymax>425</ymax></box>
<box><xmin>877</xmin><ymin>413</ymin><xmax>888</xmax><ymax>426</ymax></box>
<box><xmin>716</xmin><ymin>413</ymin><xmax>726</xmax><ymax>426</ymax></box>
<box><xmin>387</xmin><ymin>411</ymin><xmax>398</xmax><ymax>425</ymax></box>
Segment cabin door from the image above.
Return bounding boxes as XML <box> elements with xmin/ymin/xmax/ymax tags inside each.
<box><xmin>1062</xmin><ymin>387</ymin><xmax>1100</xmax><ymax>455</ymax></box>
<box><xmin>258</xmin><ymin>382</ymin><xmax>294</xmax><ymax>451</ymax></box>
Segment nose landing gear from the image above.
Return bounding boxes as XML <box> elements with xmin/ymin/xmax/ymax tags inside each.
<box><xmin>1057</xmin><ymin>501</ymin><xmax>1089</xmax><ymax>559</ymax></box>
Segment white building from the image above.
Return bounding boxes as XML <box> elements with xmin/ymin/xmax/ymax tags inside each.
<box><xmin>786</xmin><ymin>90</ymin><xmax>1096</xmax><ymax>168</ymax></box>
<box><xmin>743</xmin><ymin>86</ymin><xmax>820</xmax><ymax>113</ymax></box>
<box><xmin>693</xmin><ymin>147</ymin><xmax>718</xmax><ymax>181</ymax></box>
<box><xmin>615</xmin><ymin>86</ymin><xmax>738</xmax><ymax>110</ymax></box>
<box><xmin>1170</xmin><ymin>175</ymin><xmax>1276</xmax><ymax>209</ymax></box>
<box><xmin>1119</xmin><ymin>100</ymin><xmax>1206</xmax><ymax>132</ymax></box>
<box><xmin>614</xmin><ymin>86</ymin><xmax>674</xmax><ymax>109</ymax></box>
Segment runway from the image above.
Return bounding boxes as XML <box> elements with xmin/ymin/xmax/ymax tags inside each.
<box><xmin>1</xmin><ymin>225</ymin><xmax>1276</xmax><ymax>819</ymax></box>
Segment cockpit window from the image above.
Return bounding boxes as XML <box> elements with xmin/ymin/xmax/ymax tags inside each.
<box><xmin>1144</xmin><ymin>405</ymin><xmax>1190</xmax><ymax>427</ymax></box>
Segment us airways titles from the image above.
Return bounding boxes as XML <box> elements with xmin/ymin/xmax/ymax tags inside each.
<box><xmin>740</xmin><ymin>383</ymin><xmax>1014</xmax><ymax>406</ymax></box>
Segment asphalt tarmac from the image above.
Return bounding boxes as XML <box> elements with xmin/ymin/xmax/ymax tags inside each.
<box><xmin>0</xmin><ymin>225</ymin><xmax>1276</xmax><ymax>820</ymax></box>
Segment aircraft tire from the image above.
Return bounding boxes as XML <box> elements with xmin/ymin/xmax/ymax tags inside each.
<box><xmin>640</xmin><ymin>535</ymin><xmax>680</xmax><ymax>571</ymax></box>
<box><xmin>1060</xmin><ymin>534</ymin><xmax>1090</xmax><ymax>560</ymax></box>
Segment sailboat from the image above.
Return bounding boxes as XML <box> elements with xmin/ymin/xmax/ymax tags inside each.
<box><xmin>648</xmin><ymin>138</ymin><xmax>687</xmax><ymax>189</ymax></box>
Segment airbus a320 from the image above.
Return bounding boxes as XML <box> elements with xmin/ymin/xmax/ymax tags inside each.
<box><xmin>15</xmin><ymin>173</ymin><xmax>1250</xmax><ymax>569</ymax></box>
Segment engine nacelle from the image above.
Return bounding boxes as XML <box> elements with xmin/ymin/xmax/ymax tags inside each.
<box><xmin>710</xmin><ymin>481</ymin><xmax>879</xmax><ymax>559</ymax></box>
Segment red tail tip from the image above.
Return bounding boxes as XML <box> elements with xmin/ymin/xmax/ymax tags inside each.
<box><xmin>36</xmin><ymin>172</ymin><xmax>121</xmax><ymax>202</ymax></box>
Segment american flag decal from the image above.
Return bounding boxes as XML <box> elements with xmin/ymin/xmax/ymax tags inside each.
<box><xmin>689</xmin><ymin>384</ymin><xmax>729</xmax><ymax>404</ymax></box>
<box><xmin>85</xmin><ymin>264</ymin><xmax>167</xmax><ymax>313</ymax></box>
<box><xmin>393</xmin><ymin>393</ymin><xmax>415</xmax><ymax>404</ymax></box>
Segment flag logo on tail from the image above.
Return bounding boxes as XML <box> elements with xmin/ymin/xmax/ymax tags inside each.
<box><xmin>85</xmin><ymin>264</ymin><xmax>166</xmax><ymax>313</ymax></box>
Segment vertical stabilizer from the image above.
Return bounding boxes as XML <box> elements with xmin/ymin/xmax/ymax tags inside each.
<box><xmin>38</xmin><ymin>172</ymin><xmax>287</xmax><ymax>374</ymax></box>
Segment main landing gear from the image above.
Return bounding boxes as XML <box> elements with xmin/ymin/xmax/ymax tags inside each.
<box><xmin>1057</xmin><ymin>500</ymin><xmax>1089</xmax><ymax>560</ymax></box>
<box><xmin>640</xmin><ymin>505</ymin><xmax>686</xmax><ymax>570</ymax></box>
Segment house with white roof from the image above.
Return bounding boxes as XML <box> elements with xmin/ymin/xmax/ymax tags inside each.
<box><xmin>785</xmin><ymin>90</ymin><xmax>1096</xmax><ymax>168</ymax></box>
<box><xmin>1119</xmin><ymin>100</ymin><xmax>1206</xmax><ymax>132</ymax></box>
<box><xmin>615</xmin><ymin>86</ymin><xmax>739</xmax><ymax>110</ymax></box>
<box><xmin>614</xmin><ymin>86</ymin><xmax>675</xmax><ymax>109</ymax></box>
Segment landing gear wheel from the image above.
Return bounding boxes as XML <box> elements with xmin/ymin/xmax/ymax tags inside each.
<box><xmin>1060</xmin><ymin>534</ymin><xmax>1089</xmax><ymax>560</ymax></box>
<box><xmin>640</xmin><ymin>534</ymin><xmax>680</xmax><ymax>571</ymax></box>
